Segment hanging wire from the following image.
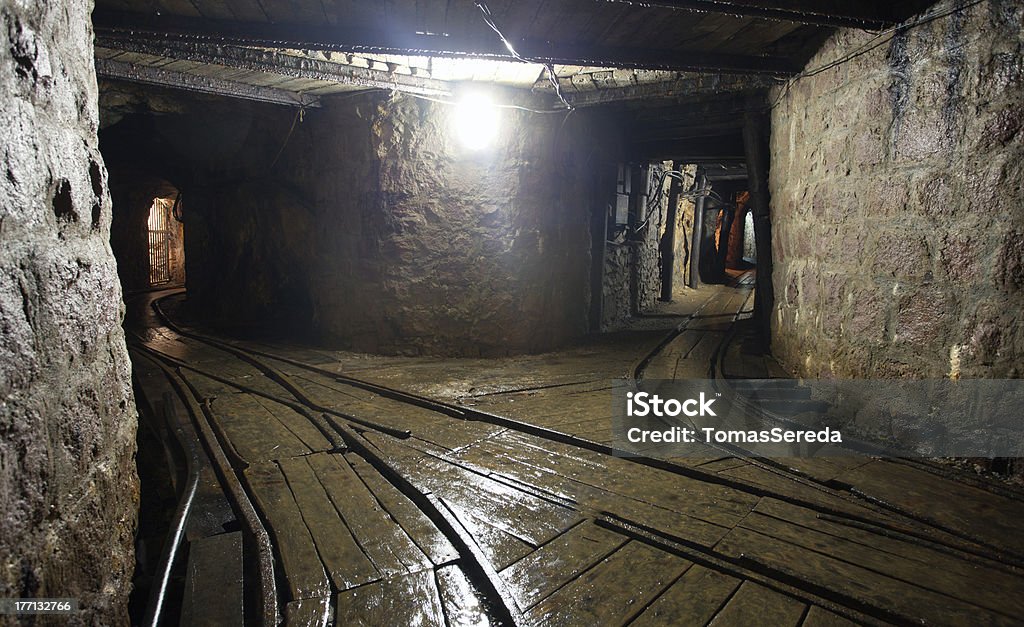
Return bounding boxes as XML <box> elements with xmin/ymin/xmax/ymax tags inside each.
<box><xmin>170</xmin><ymin>191</ymin><xmax>184</xmax><ymax>223</ymax></box>
<box><xmin>404</xmin><ymin>91</ymin><xmax>569</xmax><ymax>114</ymax></box>
<box><xmin>768</xmin><ymin>0</ymin><xmax>986</xmax><ymax>111</ymax></box>
<box><xmin>269</xmin><ymin>106</ymin><xmax>304</xmax><ymax>171</ymax></box>
<box><xmin>473</xmin><ymin>0</ymin><xmax>575</xmax><ymax>111</ymax></box>
<box><xmin>629</xmin><ymin>168</ymin><xmax>724</xmax><ymax>236</ymax></box>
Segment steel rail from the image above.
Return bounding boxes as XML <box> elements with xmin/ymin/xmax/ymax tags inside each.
<box><xmin>146</xmin><ymin>292</ymin><xmax>1023</xmax><ymax>570</ymax></box>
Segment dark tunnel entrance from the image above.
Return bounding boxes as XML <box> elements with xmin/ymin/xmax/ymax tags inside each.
<box><xmin>109</xmin><ymin>173</ymin><xmax>185</xmax><ymax>294</ymax></box>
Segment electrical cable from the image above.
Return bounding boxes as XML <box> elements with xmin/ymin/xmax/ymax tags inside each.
<box><xmin>769</xmin><ymin>0</ymin><xmax>986</xmax><ymax>111</ymax></box>
<box><xmin>170</xmin><ymin>191</ymin><xmax>184</xmax><ymax>223</ymax></box>
<box><xmin>473</xmin><ymin>0</ymin><xmax>575</xmax><ymax>111</ymax></box>
<box><xmin>627</xmin><ymin>166</ymin><xmax>723</xmax><ymax>240</ymax></box>
<box><xmin>404</xmin><ymin>91</ymin><xmax>568</xmax><ymax>114</ymax></box>
<box><xmin>268</xmin><ymin>106</ymin><xmax>304</xmax><ymax>170</ymax></box>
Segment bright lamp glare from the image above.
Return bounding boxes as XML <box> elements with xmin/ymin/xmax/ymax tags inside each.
<box><xmin>453</xmin><ymin>93</ymin><xmax>500</xmax><ymax>150</ymax></box>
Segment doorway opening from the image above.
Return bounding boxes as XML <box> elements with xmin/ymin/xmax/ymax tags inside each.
<box><xmin>145</xmin><ymin>194</ymin><xmax>185</xmax><ymax>287</ymax></box>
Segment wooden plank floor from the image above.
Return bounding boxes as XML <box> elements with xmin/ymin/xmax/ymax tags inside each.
<box><xmin>126</xmin><ymin>286</ymin><xmax>1024</xmax><ymax>626</ymax></box>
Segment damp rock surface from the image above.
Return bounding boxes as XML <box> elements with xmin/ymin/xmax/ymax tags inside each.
<box><xmin>770</xmin><ymin>0</ymin><xmax>1024</xmax><ymax>378</ymax></box>
<box><xmin>0</xmin><ymin>0</ymin><xmax>137</xmax><ymax>623</ymax></box>
<box><xmin>161</xmin><ymin>93</ymin><xmax>622</xmax><ymax>357</ymax></box>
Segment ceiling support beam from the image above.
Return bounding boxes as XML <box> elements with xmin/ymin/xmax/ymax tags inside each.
<box><xmin>95</xmin><ymin>36</ymin><xmax>454</xmax><ymax>98</ymax></box>
<box><xmin>630</xmin><ymin>135</ymin><xmax>747</xmax><ymax>161</ymax></box>
<box><xmin>631</xmin><ymin>119</ymin><xmax>746</xmax><ymax>142</ymax></box>
<box><xmin>95</xmin><ymin>58</ymin><xmax>322</xmax><ymax>108</ymax></box>
<box><xmin>565</xmin><ymin>74</ymin><xmax>771</xmax><ymax>107</ymax></box>
<box><xmin>93</xmin><ymin>10</ymin><xmax>799</xmax><ymax>75</ymax></box>
<box><xmin>597</xmin><ymin>0</ymin><xmax>896</xmax><ymax>30</ymax></box>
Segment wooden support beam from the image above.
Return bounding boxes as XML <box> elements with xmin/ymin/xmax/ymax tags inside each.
<box><xmin>95</xmin><ymin>58</ymin><xmax>321</xmax><ymax>108</ymax></box>
<box><xmin>699</xmin><ymin>203</ymin><xmax>719</xmax><ymax>282</ymax></box>
<box><xmin>567</xmin><ymin>75</ymin><xmax>773</xmax><ymax>107</ymax></box>
<box><xmin>93</xmin><ymin>10</ymin><xmax>799</xmax><ymax>76</ymax></box>
<box><xmin>96</xmin><ymin>37</ymin><xmax>454</xmax><ymax>98</ymax></box>
<box><xmin>689</xmin><ymin>172</ymin><xmax>707</xmax><ymax>289</ymax></box>
<box><xmin>628</xmin><ymin>92</ymin><xmax>757</xmax><ymax>123</ymax></box>
<box><xmin>716</xmin><ymin>204</ymin><xmax>735</xmax><ymax>278</ymax></box>
<box><xmin>597</xmin><ymin>0</ymin><xmax>898</xmax><ymax>30</ymax></box>
<box><xmin>660</xmin><ymin>160</ymin><xmax>683</xmax><ymax>302</ymax></box>
<box><xmin>631</xmin><ymin>120</ymin><xmax>745</xmax><ymax>143</ymax></box>
<box><xmin>631</xmin><ymin>135</ymin><xmax>746</xmax><ymax>161</ymax></box>
<box><xmin>742</xmin><ymin>94</ymin><xmax>774</xmax><ymax>346</ymax></box>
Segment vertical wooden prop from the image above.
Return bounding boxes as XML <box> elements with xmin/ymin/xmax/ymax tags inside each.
<box><xmin>743</xmin><ymin>97</ymin><xmax>774</xmax><ymax>346</ymax></box>
<box><xmin>660</xmin><ymin>160</ymin><xmax>682</xmax><ymax>301</ymax></box>
<box><xmin>688</xmin><ymin>171</ymin><xmax>706</xmax><ymax>290</ymax></box>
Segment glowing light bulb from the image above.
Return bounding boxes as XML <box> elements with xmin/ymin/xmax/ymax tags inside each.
<box><xmin>453</xmin><ymin>92</ymin><xmax>500</xmax><ymax>151</ymax></box>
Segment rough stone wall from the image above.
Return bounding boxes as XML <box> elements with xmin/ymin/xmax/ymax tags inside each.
<box><xmin>162</xmin><ymin>197</ymin><xmax>186</xmax><ymax>286</ymax></box>
<box><xmin>636</xmin><ymin>165</ymin><xmax>668</xmax><ymax>314</ymax></box>
<box><xmin>771</xmin><ymin>0</ymin><xmax>1024</xmax><ymax>379</ymax></box>
<box><xmin>602</xmin><ymin>163</ymin><xmax>681</xmax><ymax>330</ymax></box>
<box><xmin>355</xmin><ymin>95</ymin><xmax>610</xmax><ymax>355</ymax></box>
<box><xmin>0</xmin><ymin>0</ymin><xmax>137</xmax><ymax>623</ymax></box>
<box><xmin>164</xmin><ymin>92</ymin><xmax>620</xmax><ymax>355</ymax></box>
<box><xmin>601</xmin><ymin>243</ymin><xmax>631</xmax><ymax>329</ymax></box>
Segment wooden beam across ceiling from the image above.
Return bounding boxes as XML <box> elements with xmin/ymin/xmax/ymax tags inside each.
<box><xmin>95</xmin><ymin>36</ymin><xmax>454</xmax><ymax>98</ymax></box>
<box><xmin>93</xmin><ymin>10</ymin><xmax>801</xmax><ymax>76</ymax></box>
<box><xmin>596</xmin><ymin>0</ymin><xmax>900</xmax><ymax>30</ymax></box>
<box><xmin>631</xmin><ymin>134</ymin><xmax>747</xmax><ymax>161</ymax></box>
<box><xmin>565</xmin><ymin>74</ymin><xmax>772</xmax><ymax>107</ymax></box>
<box><xmin>95</xmin><ymin>58</ymin><xmax>322</xmax><ymax>108</ymax></box>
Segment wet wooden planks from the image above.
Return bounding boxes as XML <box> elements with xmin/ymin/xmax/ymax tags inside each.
<box><xmin>746</xmin><ymin>498</ymin><xmax>1024</xmax><ymax>617</ymax></box>
<box><xmin>277</xmin><ymin>457</ymin><xmax>381</xmax><ymax>591</ymax></box>
<box><xmin>501</xmin><ymin>521</ymin><xmax>627</xmax><ymax>611</ymax></box>
<box><xmin>827</xmin><ymin>460</ymin><xmax>1024</xmax><ymax>557</ymax></box>
<box><xmin>525</xmin><ymin>540</ymin><xmax>689</xmax><ymax>626</ymax></box>
<box><xmin>630</xmin><ymin>564</ymin><xmax>740</xmax><ymax>626</ymax></box>
<box><xmin>435</xmin><ymin>564</ymin><xmax>492</xmax><ymax>627</ymax></box>
<box><xmin>243</xmin><ymin>449</ymin><xmax>463</xmax><ymax>607</ymax></box>
<box><xmin>245</xmin><ymin>461</ymin><xmax>330</xmax><ymax>601</ymax></box>
<box><xmin>180</xmin><ymin>532</ymin><xmax>244</xmax><ymax>627</ymax></box>
<box><xmin>335</xmin><ymin>569</ymin><xmax>445</xmax><ymax>627</ymax></box>
<box><xmin>307</xmin><ymin>453</ymin><xmax>433</xmax><ymax>578</ymax></box>
<box><xmin>706</xmin><ymin>581</ymin><xmax>806</xmax><ymax>627</ymax></box>
<box><xmin>130</xmin><ymin>288</ymin><xmax>1024</xmax><ymax>627</ymax></box>
<box><xmin>208</xmin><ymin>392</ymin><xmax>323</xmax><ymax>463</ymax></box>
<box><xmin>449</xmin><ymin>429</ymin><xmax>758</xmax><ymax>534</ymax></box>
<box><xmin>714</xmin><ymin>524</ymin><xmax>1019</xmax><ymax>625</ymax></box>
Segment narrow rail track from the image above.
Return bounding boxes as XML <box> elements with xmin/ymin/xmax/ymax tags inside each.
<box><xmin>127</xmin><ymin>288</ymin><xmax>1024</xmax><ymax>626</ymax></box>
<box><xmin>629</xmin><ymin>276</ymin><xmax>1024</xmax><ymax>569</ymax></box>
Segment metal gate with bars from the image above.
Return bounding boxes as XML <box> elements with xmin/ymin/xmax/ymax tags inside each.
<box><xmin>147</xmin><ymin>197</ymin><xmax>171</xmax><ymax>285</ymax></box>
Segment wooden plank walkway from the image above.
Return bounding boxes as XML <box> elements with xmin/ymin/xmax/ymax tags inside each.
<box><xmin>126</xmin><ymin>285</ymin><xmax>1024</xmax><ymax>626</ymax></box>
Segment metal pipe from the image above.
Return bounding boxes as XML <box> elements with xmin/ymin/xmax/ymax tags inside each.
<box><xmin>143</xmin><ymin>394</ymin><xmax>200</xmax><ymax>627</ymax></box>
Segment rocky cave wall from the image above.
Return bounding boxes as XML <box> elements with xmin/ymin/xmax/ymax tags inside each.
<box><xmin>635</xmin><ymin>166</ymin><xmax>668</xmax><ymax>315</ymax></box>
<box><xmin>166</xmin><ymin>92</ymin><xmax>621</xmax><ymax>355</ymax></box>
<box><xmin>601</xmin><ymin>163</ymin><xmax>696</xmax><ymax>331</ymax></box>
<box><xmin>0</xmin><ymin>1</ymin><xmax>137</xmax><ymax>624</ymax></box>
<box><xmin>771</xmin><ymin>0</ymin><xmax>1024</xmax><ymax>379</ymax></box>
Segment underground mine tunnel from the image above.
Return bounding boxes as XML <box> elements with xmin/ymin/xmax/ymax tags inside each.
<box><xmin>3</xmin><ymin>0</ymin><xmax>1024</xmax><ymax>625</ymax></box>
